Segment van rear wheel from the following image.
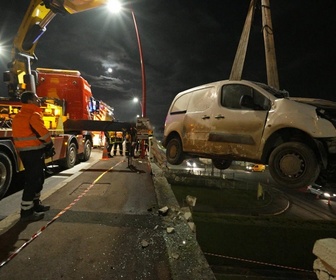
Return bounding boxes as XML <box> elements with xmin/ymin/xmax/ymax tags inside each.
<box><xmin>269</xmin><ymin>142</ymin><xmax>320</xmax><ymax>189</ymax></box>
<box><xmin>166</xmin><ymin>137</ymin><xmax>184</xmax><ymax>165</ymax></box>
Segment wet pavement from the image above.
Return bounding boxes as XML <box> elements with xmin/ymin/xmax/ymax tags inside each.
<box><xmin>0</xmin><ymin>155</ymin><xmax>215</xmax><ymax>280</ymax></box>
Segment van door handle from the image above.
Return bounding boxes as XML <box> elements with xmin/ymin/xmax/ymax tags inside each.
<box><xmin>215</xmin><ymin>114</ymin><xmax>225</xmax><ymax>119</ymax></box>
<box><xmin>202</xmin><ymin>115</ymin><xmax>210</xmax><ymax>120</ymax></box>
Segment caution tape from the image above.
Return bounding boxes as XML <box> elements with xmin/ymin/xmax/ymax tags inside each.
<box><xmin>204</xmin><ymin>252</ymin><xmax>314</xmax><ymax>274</ymax></box>
<box><xmin>0</xmin><ymin>160</ymin><xmax>123</xmax><ymax>268</ymax></box>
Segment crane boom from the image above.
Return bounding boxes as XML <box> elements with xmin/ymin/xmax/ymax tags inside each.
<box><xmin>5</xmin><ymin>0</ymin><xmax>109</xmax><ymax>97</ymax></box>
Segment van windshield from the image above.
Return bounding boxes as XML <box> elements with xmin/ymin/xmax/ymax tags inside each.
<box><xmin>253</xmin><ymin>82</ymin><xmax>289</xmax><ymax>99</ymax></box>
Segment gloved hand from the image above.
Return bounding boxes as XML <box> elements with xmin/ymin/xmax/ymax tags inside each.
<box><xmin>44</xmin><ymin>142</ymin><xmax>56</xmax><ymax>158</ymax></box>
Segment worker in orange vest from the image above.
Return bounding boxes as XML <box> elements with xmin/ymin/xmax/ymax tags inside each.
<box><xmin>12</xmin><ymin>91</ymin><xmax>55</xmax><ymax>222</ymax></box>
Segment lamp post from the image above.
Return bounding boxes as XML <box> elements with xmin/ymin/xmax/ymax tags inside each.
<box><xmin>131</xmin><ymin>10</ymin><xmax>146</xmax><ymax>118</ymax></box>
<box><xmin>107</xmin><ymin>1</ymin><xmax>146</xmax><ymax>118</ymax></box>
<box><xmin>108</xmin><ymin>1</ymin><xmax>147</xmax><ymax>158</ymax></box>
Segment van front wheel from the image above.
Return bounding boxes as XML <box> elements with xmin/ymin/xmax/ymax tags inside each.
<box><xmin>166</xmin><ymin>137</ymin><xmax>184</xmax><ymax>165</ymax></box>
<box><xmin>269</xmin><ymin>142</ymin><xmax>320</xmax><ymax>189</ymax></box>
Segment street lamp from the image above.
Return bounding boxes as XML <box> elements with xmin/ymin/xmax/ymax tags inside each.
<box><xmin>108</xmin><ymin>1</ymin><xmax>146</xmax><ymax>118</ymax></box>
<box><xmin>133</xmin><ymin>97</ymin><xmax>143</xmax><ymax>117</ymax></box>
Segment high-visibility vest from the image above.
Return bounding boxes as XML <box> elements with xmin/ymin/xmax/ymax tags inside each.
<box><xmin>12</xmin><ymin>104</ymin><xmax>52</xmax><ymax>152</ymax></box>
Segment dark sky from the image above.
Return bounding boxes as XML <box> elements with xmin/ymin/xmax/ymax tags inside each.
<box><xmin>0</xmin><ymin>0</ymin><xmax>335</xmax><ymax>137</ymax></box>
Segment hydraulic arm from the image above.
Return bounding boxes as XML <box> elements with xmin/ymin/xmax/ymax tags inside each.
<box><xmin>5</xmin><ymin>0</ymin><xmax>109</xmax><ymax>98</ymax></box>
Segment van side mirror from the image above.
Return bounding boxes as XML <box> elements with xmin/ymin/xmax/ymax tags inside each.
<box><xmin>240</xmin><ymin>95</ymin><xmax>254</xmax><ymax>109</ymax></box>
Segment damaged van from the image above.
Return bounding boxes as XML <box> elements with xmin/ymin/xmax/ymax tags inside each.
<box><xmin>162</xmin><ymin>80</ymin><xmax>336</xmax><ymax>189</ymax></box>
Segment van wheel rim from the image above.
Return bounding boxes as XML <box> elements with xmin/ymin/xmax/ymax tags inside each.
<box><xmin>279</xmin><ymin>153</ymin><xmax>303</xmax><ymax>177</ymax></box>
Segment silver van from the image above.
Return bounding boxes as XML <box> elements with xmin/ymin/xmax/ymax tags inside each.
<box><xmin>163</xmin><ymin>79</ymin><xmax>336</xmax><ymax>189</ymax></box>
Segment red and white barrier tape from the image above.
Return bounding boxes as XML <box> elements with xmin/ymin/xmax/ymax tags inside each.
<box><xmin>204</xmin><ymin>252</ymin><xmax>314</xmax><ymax>273</ymax></box>
<box><xmin>0</xmin><ymin>160</ymin><xmax>123</xmax><ymax>268</ymax></box>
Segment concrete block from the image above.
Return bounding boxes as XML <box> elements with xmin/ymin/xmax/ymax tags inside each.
<box><xmin>313</xmin><ymin>238</ymin><xmax>336</xmax><ymax>278</ymax></box>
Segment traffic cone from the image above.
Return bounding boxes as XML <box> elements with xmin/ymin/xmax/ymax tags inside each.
<box><xmin>102</xmin><ymin>146</ymin><xmax>109</xmax><ymax>160</ymax></box>
<box><xmin>327</xmin><ymin>198</ymin><xmax>331</xmax><ymax>206</ymax></box>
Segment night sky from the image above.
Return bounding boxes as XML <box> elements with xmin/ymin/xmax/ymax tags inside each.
<box><xmin>0</xmin><ymin>0</ymin><xmax>335</xmax><ymax>138</ymax></box>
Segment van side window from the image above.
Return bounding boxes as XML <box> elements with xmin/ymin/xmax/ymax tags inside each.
<box><xmin>221</xmin><ymin>84</ymin><xmax>270</xmax><ymax>111</ymax></box>
<box><xmin>170</xmin><ymin>93</ymin><xmax>190</xmax><ymax>114</ymax></box>
<box><xmin>188</xmin><ymin>87</ymin><xmax>214</xmax><ymax>112</ymax></box>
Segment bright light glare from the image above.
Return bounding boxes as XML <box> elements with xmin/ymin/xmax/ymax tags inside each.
<box><xmin>133</xmin><ymin>97</ymin><xmax>139</xmax><ymax>103</ymax></box>
<box><xmin>107</xmin><ymin>0</ymin><xmax>122</xmax><ymax>13</ymax></box>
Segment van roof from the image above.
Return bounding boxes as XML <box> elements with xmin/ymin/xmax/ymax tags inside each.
<box><xmin>175</xmin><ymin>79</ymin><xmax>289</xmax><ymax>99</ymax></box>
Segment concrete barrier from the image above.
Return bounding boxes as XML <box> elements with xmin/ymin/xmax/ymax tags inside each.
<box><xmin>313</xmin><ymin>238</ymin><xmax>336</xmax><ymax>279</ymax></box>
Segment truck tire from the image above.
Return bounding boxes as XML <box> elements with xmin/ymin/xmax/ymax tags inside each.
<box><xmin>166</xmin><ymin>137</ymin><xmax>185</xmax><ymax>165</ymax></box>
<box><xmin>80</xmin><ymin>139</ymin><xmax>92</xmax><ymax>162</ymax></box>
<box><xmin>269</xmin><ymin>142</ymin><xmax>320</xmax><ymax>189</ymax></box>
<box><xmin>212</xmin><ymin>159</ymin><xmax>232</xmax><ymax>170</ymax></box>
<box><xmin>60</xmin><ymin>142</ymin><xmax>77</xmax><ymax>169</ymax></box>
<box><xmin>0</xmin><ymin>153</ymin><xmax>13</xmax><ymax>200</ymax></box>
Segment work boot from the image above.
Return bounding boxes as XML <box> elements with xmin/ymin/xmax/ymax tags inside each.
<box><xmin>33</xmin><ymin>200</ymin><xmax>50</xmax><ymax>212</ymax></box>
<box><xmin>20</xmin><ymin>209</ymin><xmax>44</xmax><ymax>222</ymax></box>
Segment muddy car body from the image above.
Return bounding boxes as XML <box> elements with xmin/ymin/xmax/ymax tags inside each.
<box><xmin>163</xmin><ymin>80</ymin><xmax>336</xmax><ymax>189</ymax></box>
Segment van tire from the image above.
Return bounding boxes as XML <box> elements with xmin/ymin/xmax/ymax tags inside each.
<box><xmin>166</xmin><ymin>137</ymin><xmax>184</xmax><ymax>165</ymax></box>
<box><xmin>269</xmin><ymin>142</ymin><xmax>320</xmax><ymax>189</ymax></box>
<box><xmin>212</xmin><ymin>159</ymin><xmax>232</xmax><ymax>170</ymax></box>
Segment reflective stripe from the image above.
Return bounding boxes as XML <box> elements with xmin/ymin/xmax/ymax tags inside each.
<box><xmin>17</xmin><ymin>145</ymin><xmax>45</xmax><ymax>152</ymax></box>
<box><xmin>39</xmin><ymin>132</ymin><xmax>51</xmax><ymax>141</ymax></box>
<box><xmin>21</xmin><ymin>201</ymin><xmax>34</xmax><ymax>210</ymax></box>
<box><xmin>13</xmin><ymin>136</ymin><xmax>39</xmax><ymax>141</ymax></box>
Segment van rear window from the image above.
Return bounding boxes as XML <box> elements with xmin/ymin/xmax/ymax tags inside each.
<box><xmin>188</xmin><ymin>87</ymin><xmax>214</xmax><ymax>112</ymax></box>
<box><xmin>170</xmin><ymin>93</ymin><xmax>190</xmax><ymax>113</ymax></box>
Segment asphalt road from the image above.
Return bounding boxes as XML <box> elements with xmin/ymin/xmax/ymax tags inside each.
<box><xmin>0</xmin><ymin>153</ymin><xmax>173</xmax><ymax>279</ymax></box>
<box><xmin>2</xmin><ymin>154</ymin><xmax>335</xmax><ymax>224</ymax></box>
<box><xmin>0</xmin><ymin>150</ymin><xmax>215</xmax><ymax>280</ymax></box>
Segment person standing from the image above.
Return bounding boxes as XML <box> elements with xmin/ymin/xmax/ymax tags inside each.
<box><xmin>113</xmin><ymin>131</ymin><xmax>124</xmax><ymax>156</ymax></box>
<box><xmin>12</xmin><ymin>91</ymin><xmax>54</xmax><ymax>222</ymax></box>
<box><xmin>104</xmin><ymin>131</ymin><xmax>113</xmax><ymax>158</ymax></box>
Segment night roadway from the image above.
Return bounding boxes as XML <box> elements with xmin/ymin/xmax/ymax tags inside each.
<box><xmin>1</xmin><ymin>150</ymin><xmax>334</xmax><ymax>225</ymax></box>
<box><xmin>0</xmin><ymin>148</ymin><xmax>335</xmax><ymax>279</ymax></box>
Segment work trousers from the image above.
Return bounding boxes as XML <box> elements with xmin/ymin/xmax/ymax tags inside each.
<box><xmin>113</xmin><ymin>142</ymin><xmax>123</xmax><ymax>155</ymax></box>
<box><xmin>20</xmin><ymin>149</ymin><xmax>45</xmax><ymax>209</ymax></box>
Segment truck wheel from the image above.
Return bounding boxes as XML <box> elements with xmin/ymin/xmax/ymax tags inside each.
<box><xmin>166</xmin><ymin>137</ymin><xmax>185</xmax><ymax>165</ymax></box>
<box><xmin>212</xmin><ymin>159</ymin><xmax>232</xmax><ymax>170</ymax></box>
<box><xmin>0</xmin><ymin>153</ymin><xmax>13</xmax><ymax>200</ymax></box>
<box><xmin>60</xmin><ymin>143</ymin><xmax>77</xmax><ymax>169</ymax></box>
<box><xmin>80</xmin><ymin>139</ymin><xmax>92</xmax><ymax>162</ymax></box>
<box><xmin>269</xmin><ymin>142</ymin><xmax>320</xmax><ymax>189</ymax></box>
